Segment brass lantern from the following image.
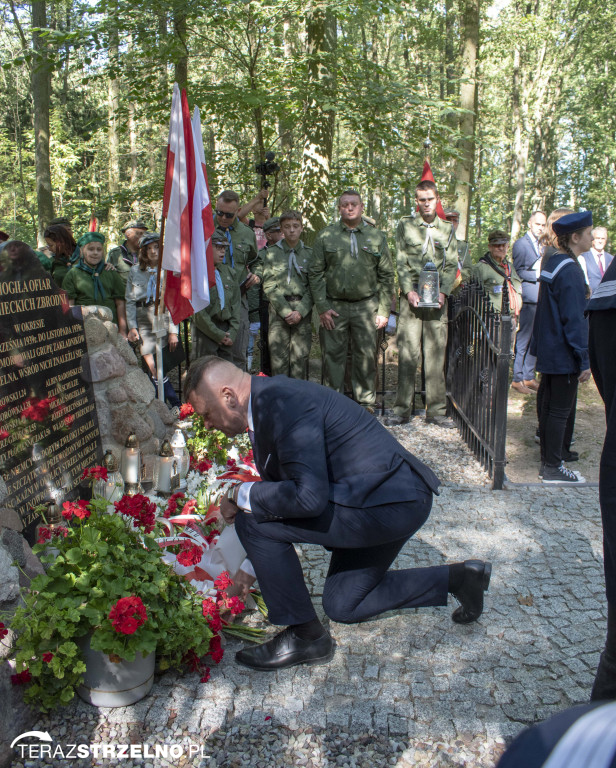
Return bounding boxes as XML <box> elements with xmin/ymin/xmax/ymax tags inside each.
<box><xmin>121</xmin><ymin>434</ymin><xmax>143</xmax><ymax>496</ymax></box>
<box><xmin>94</xmin><ymin>450</ymin><xmax>125</xmax><ymax>503</ymax></box>
<box><xmin>417</xmin><ymin>261</ymin><xmax>440</xmax><ymax>308</ymax></box>
<box><xmin>153</xmin><ymin>440</ymin><xmax>180</xmax><ymax>495</ymax></box>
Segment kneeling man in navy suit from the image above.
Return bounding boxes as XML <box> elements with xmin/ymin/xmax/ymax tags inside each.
<box><xmin>185</xmin><ymin>357</ymin><xmax>492</xmax><ymax>671</ymax></box>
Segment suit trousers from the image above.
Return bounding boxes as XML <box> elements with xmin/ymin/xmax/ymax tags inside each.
<box><xmin>512</xmin><ymin>301</ymin><xmax>537</xmax><ymax>382</ymax></box>
<box><xmin>589</xmin><ymin>309</ymin><xmax>616</xmax><ymax>604</ymax></box>
<box><xmin>394</xmin><ymin>299</ymin><xmax>448</xmax><ymax>419</ymax></box>
<box><xmin>235</xmin><ymin>490</ymin><xmax>449</xmax><ymax>626</ymax></box>
<box><xmin>320</xmin><ymin>296</ymin><xmax>379</xmax><ymax>406</ymax></box>
<box><xmin>268</xmin><ymin>301</ymin><xmax>312</xmax><ymax>379</ymax></box>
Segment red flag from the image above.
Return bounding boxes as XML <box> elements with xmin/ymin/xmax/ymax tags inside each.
<box><xmin>161</xmin><ymin>85</ymin><xmax>213</xmax><ymax>324</ymax></box>
<box><xmin>419</xmin><ymin>160</ymin><xmax>446</xmax><ymax>220</ymax></box>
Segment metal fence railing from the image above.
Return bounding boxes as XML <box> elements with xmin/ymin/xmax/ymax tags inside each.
<box><xmin>446</xmin><ymin>279</ymin><xmax>513</xmax><ymax>490</ymax></box>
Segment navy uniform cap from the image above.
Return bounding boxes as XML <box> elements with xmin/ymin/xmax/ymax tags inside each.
<box><xmin>552</xmin><ymin>211</ymin><xmax>593</xmax><ymax>235</ymax></box>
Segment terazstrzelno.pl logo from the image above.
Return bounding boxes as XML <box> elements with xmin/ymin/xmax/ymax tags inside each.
<box><xmin>11</xmin><ymin>731</ymin><xmax>209</xmax><ymax>760</ymax></box>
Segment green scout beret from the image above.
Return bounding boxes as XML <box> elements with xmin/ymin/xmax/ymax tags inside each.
<box><xmin>211</xmin><ymin>233</ymin><xmax>228</xmax><ymax>247</ymax></box>
<box><xmin>77</xmin><ymin>232</ymin><xmax>106</xmax><ymax>247</ymax></box>
<box><xmin>487</xmin><ymin>230</ymin><xmax>509</xmax><ymax>245</ymax></box>
<box><xmin>263</xmin><ymin>217</ymin><xmax>281</xmax><ymax>232</ymax></box>
<box><xmin>122</xmin><ymin>219</ymin><xmax>148</xmax><ymax>232</ymax></box>
<box><xmin>139</xmin><ymin>232</ymin><xmax>160</xmax><ymax>249</ymax></box>
<box><xmin>49</xmin><ymin>216</ymin><xmax>72</xmax><ymax>228</ymax></box>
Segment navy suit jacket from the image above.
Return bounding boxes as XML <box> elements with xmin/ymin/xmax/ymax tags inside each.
<box><xmin>248</xmin><ymin>376</ymin><xmax>440</xmax><ymax>523</ymax></box>
<box><xmin>580</xmin><ymin>249</ymin><xmax>614</xmax><ymax>295</ymax></box>
<box><xmin>512</xmin><ymin>233</ymin><xmax>542</xmax><ymax>303</ymax></box>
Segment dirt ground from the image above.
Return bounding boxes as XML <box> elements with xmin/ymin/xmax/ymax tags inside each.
<box><xmin>504</xmin><ymin>377</ymin><xmax>606</xmax><ymax>484</ymax></box>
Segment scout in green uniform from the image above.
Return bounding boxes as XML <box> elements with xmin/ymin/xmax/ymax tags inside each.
<box><xmin>471</xmin><ymin>229</ymin><xmax>522</xmax><ymax>315</ymax></box>
<box><xmin>214</xmin><ymin>190</ymin><xmax>261</xmax><ymax>370</ymax></box>
<box><xmin>309</xmin><ymin>189</ymin><xmax>394</xmax><ymax>410</ymax></box>
<box><xmin>43</xmin><ymin>224</ymin><xmax>78</xmax><ymax>288</ymax></box>
<box><xmin>387</xmin><ymin>180</ymin><xmax>459</xmax><ymax>428</ymax></box>
<box><xmin>62</xmin><ymin>232</ymin><xmax>128</xmax><ymax>334</ymax></box>
<box><xmin>261</xmin><ymin>211</ymin><xmax>313</xmax><ymax>379</ymax></box>
<box><xmin>253</xmin><ymin>217</ymin><xmax>284</xmax><ymax>374</ymax></box>
<box><xmin>107</xmin><ymin>219</ymin><xmax>148</xmax><ymax>287</ymax></box>
<box><xmin>192</xmin><ymin>233</ymin><xmax>241</xmax><ymax>365</ymax></box>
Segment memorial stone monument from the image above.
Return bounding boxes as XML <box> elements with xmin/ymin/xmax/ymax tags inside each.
<box><xmin>0</xmin><ymin>241</ymin><xmax>103</xmax><ymax>542</ymax></box>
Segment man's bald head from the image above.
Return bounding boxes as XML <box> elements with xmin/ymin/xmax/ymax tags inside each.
<box><xmin>184</xmin><ymin>357</ymin><xmax>251</xmax><ymax>437</ymax></box>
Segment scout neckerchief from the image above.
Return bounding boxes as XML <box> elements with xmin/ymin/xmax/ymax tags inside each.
<box><xmin>145</xmin><ymin>267</ymin><xmax>157</xmax><ymax>304</ymax></box>
<box><xmin>215</xmin><ymin>268</ymin><xmax>225</xmax><ymax>309</ymax></box>
<box><xmin>221</xmin><ymin>226</ymin><xmax>235</xmax><ymax>269</ymax></box>
<box><xmin>277</xmin><ymin>240</ymin><xmax>304</xmax><ymax>283</ymax></box>
<box><xmin>75</xmin><ymin>258</ymin><xmax>106</xmax><ymax>301</ymax></box>
<box><xmin>478</xmin><ymin>252</ymin><xmax>521</xmax><ymax>316</ymax></box>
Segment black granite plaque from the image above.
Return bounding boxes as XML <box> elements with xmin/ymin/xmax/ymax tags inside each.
<box><xmin>0</xmin><ymin>241</ymin><xmax>103</xmax><ymax>541</ymax></box>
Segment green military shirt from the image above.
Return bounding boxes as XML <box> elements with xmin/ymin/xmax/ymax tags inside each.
<box><xmin>50</xmin><ymin>259</ymin><xmax>71</xmax><ymax>289</ymax></box>
<box><xmin>470</xmin><ymin>253</ymin><xmax>522</xmax><ymax>313</ymax></box>
<box><xmin>107</xmin><ymin>242</ymin><xmax>139</xmax><ymax>286</ymax></box>
<box><xmin>214</xmin><ymin>220</ymin><xmax>260</xmax><ymax>285</ymax></box>
<box><xmin>193</xmin><ymin>262</ymin><xmax>241</xmax><ymax>344</ymax></box>
<box><xmin>262</xmin><ymin>240</ymin><xmax>314</xmax><ymax>320</ymax></box>
<box><xmin>309</xmin><ymin>219</ymin><xmax>394</xmax><ymax>317</ymax></box>
<box><xmin>396</xmin><ymin>212</ymin><xmax>459</xmax><ymax>297</ymax></box>
<box><xmin>62</xmin><ymin>264</ymin><xmax>126</xmax><ymax>323</ymax></box>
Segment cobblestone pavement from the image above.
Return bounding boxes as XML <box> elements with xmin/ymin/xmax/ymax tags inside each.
<box><xmin>19</xmin><ymin>483</ymin><xmax>606</xmax><ymax>768</ymax></box>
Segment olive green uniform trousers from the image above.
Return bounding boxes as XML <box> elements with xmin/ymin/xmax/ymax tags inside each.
<box><xmin>320</xmin><ymin>296</ymin><xmax>378</xmax><ymax>407</ymax></box>
<box><xmin>268</xmin><ymin>300</ymin><xmax>312</xmax><ymax>379</ymax></box>
<box><xmin>393</xmin><ymin>299</ymin><xmax>448</xmax><ymax>419</ymax></box>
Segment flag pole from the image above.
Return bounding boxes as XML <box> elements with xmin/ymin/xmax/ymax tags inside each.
<box><xmin>153</xmin><ymin>216</ymin><xmax>167</xmax><ymax>403</ymax></box>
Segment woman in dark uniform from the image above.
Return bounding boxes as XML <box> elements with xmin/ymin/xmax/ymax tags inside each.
<box><xmin>530</xmin><ymin>211</ymin><xmax>593</xmax><ymax>483</ymax></box>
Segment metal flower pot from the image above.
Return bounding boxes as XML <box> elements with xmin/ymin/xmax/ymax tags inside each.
<box><xmin>77</xmin><ymin>636</ymin><xmax>155</xmax><ymax>707</ymax></box>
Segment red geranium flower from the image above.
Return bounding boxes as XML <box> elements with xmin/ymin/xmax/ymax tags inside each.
<box><xmin>114</xmin><ymin>494</ymin><xmax>156</xmax><ymax>533</ymax></box>
<box><xmin>176</xmin><ymin>540</ymin><xmax>203</xmax><ymax>567</ymax></box>
<box><xmin>214</xmin><ymin>571</ymin><xmax>233</xmax><ymax>592</ymax></box>
<box><xmin>10</xmin><ymin>669</ymin><xmax>31</xmax><ymax>685</ymax></box>
<box><xmin>179</xmin><ymin>403</ymin><xmax>194</xmax><ymax>418</ymax></box>
<box><xmin>108</xmin><ymin>596</ymin><xmax>147</xmax><ymax>635</ymax></box>
<box><xmin>0</xmin><ymin>622</ymin><xmax>8</xmax><ymax>640</ymax></box>
<box><xmin>21</xmin><ymin>397</ymin><xmax>52</xmax><ymax>422</ymax></box>
<box><xmin>208</xmin><ymin>635</ymin><xmax>224</xmax><ymax>664</ymax></box>
<box><xmin>200</xmin><ymin>668</ymin><xmax>211</xmax><ymax>683</ymax></box>
<box><xmin>61</xmin><ymin>499</ymin><xmax>91</xmax><ymax>521</ymax></box>
<box><xmin>226</xmin><ymin>458</ymin><xmax>238</xmax><ymax>471</ymax></box>
<box><xmin>81</xmin><ymin>466</ymin><xmax>108</xmax><ymax>482</ymax></box>
<box><xmin>193</xmin><ymin>458</ymin><xmax>212</xmax><ymax>473</ymax></box>
<box><xmin>182</xmin><ymin>499</ymin><xmax>198</xmax><ymax>516</ymax></box>
<box><xmin>42</xmin><ymin>652</ymin><xmax>54</xmax><ymax>663</ymax></box>
<box><xmin>226</xmin><ymin>596</ymin><xmax>245</xmax><ymax>616</ymax></box>
<box><xmin>164</xmin><ymin>491</ymin><xmax>185</xmax><ymax>518</ymax></box>
<box><xmin>38</xmin><ymin>524</ymin><xmax>70</xmax><ymax>544</ymax></box>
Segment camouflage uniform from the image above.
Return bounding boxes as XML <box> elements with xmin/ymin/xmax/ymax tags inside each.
<box><xmin>107</xmin><ymin>242</ymin><xmax>139</xmax><ymax>287</ymax></box>
<box><xmin>192</xmin><ymin>262</ymin><xmax>241</xmax><ymax>364</ymax></box>
<box><xmin>393</xmin><ymin>212</ymin><xmax>458</xmax><ymax>419</ymax></box>
<box><xmin>262</xmin><ymin>239</ymin><xmax>313</xmax><ymax>379</ymax></box>
<box><xmin>214</xmin><ymin>219</ymin><xmax>260</xmax><ymax>369</ymax></box>
<box><xmin>309</xmin><ymin>219</ymin><xmax>394</xmax><ymax>407</ymax></box>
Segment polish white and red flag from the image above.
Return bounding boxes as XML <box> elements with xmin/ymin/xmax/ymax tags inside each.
<box><xmin>161</xmin><ymin>84</ymin><xmax>215</xmax><ymax>325</ymax></box>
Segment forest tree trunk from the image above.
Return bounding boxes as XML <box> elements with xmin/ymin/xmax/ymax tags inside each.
<box><xmin>107</xmin><ymin>21</ymin><xmax>121</xmax><ymax>235</ymax></box>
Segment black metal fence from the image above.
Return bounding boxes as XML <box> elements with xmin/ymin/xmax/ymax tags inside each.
<box><xmin>446</xmin><ymin>280</ymin><xmax>513</xmax><ymax>490</ymax></box>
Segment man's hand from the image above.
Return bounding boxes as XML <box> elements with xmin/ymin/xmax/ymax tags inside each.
<box><xmin>579</xmin><ymin>368</ymin><xmax>592</xmax><ymax>383</ymax></box>
<box><xmin>220</xmin><ymin>333</ymin><xmax>233</xmax><ymax>347</ymax></box>
<box><xmin>104</xmin><ymin>263</ymin><xmax>117</xmax><ymax>271</ymax></box>
<box><xmin>244</xmin><ymin>272</ymin><xmax>260</xmax><ymax>289</ymax></box>
<box><xmin>406</xmin><ymin>291</ymin><xmax>420</xmax><ymax>308</ymax></box>
<box><xmin>438</xmin><ymin>292</ymin><xmax>446</xmax><ymax>308</ymax></box>
<box><xmin>127</xmin><ymin>328</ymin><xmax>140</xmax><ymax>344</ymax></box>
<box><xmin>375</xmin><ymin>315</ymin><xmax>388</xmax><ymax>329</ymax></box>
<box><xmin>220</xmin><ymin>493</ymin><xmax>239</xmax><ymax>524</ymax></box>
<box><xmin>168</xmin><ymin>333</ymin><xmax>178</xmax><ymax>351</ymax></box>
<box><xmin>319</xmin><ymin>309</ymin><xmax>339</xmax><ymax>330</ymax></box>
<box><xmin>285</xmin><ymin>310</ymin><xmax>302</xmax><ymax>326</ymax></box>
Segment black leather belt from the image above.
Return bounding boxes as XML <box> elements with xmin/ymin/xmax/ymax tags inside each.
<box><xmin>331</xmin><ymin>294</ymin><xmax>374</xmax><ymax>303</ymax></box>
<box><xmin>284</xmin><ymin>294</ymin><xmax>302</xmax><ymax>301</ymax></box>
<box><xmin>136</xmin><ymin>299</ymin><xmax>154</xmax><ymax>308</ymax></box>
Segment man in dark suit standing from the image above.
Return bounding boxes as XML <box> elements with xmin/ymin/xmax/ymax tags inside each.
<box><xmin>185</xmin><ymin>357</ymin><xmax>492</xmax><ymax>671</ymax></box>
<box><xmin>511</xmin><ymin>211</ymin><xmax>546</xmax><ymax>394</ymax></box>
<box><xmin>580</xmin><ymin>226</ymin><xmax>614</xmax><ymax>296</ymax></box>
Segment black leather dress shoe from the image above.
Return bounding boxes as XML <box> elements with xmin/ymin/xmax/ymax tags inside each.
<box><xmin>451</xmin><ymin>560</ymin><xmax>492</xmax><ymax>624</ymax></box>
<box><xmin>384</xmin><ymin>415</ymin><xmax>411</xmax><ymax>427</ymax></box>
<box><xmin>235</xmin><ymin>627</ymin><xmax>335</xmax><ymax>671</ymax></box>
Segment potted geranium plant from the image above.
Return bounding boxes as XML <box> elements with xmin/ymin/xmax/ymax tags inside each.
<box><xmin>8</xmin><ymin>491</ymin><xmax>220</xmax><ymax>712</ymax></box>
